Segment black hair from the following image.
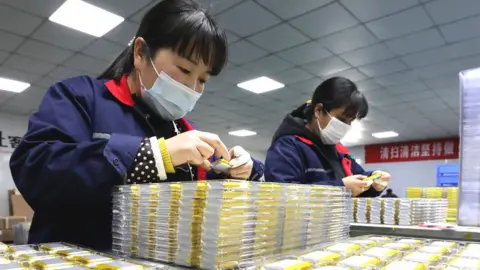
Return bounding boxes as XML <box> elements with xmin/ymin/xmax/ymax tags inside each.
<box><xmin>305</xmin><ymin>77</ymin><xmax>368</xmax><ymax>121</ymax></box>
<box><xmin>386</xmin><ymin>188</ymin><xmax>393</xmax><ymax>193</ymax></box>
<box><xmin>98</xmin><ymin>0</ymin><xmax>228</xmax><ymax>81</ymax></box>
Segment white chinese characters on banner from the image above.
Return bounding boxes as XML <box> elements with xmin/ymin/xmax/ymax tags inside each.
<box><xmin>444</xmin><ymin>141</ymin><xmax>454</xmax><ymax>155</ymax></box>
<box><xmin>411</xmin><ymin>144</ymin><xmax>420</xmax><ymax>158</ymax></box>
<box><xmin>432</xmin><ymin>142</ymin><xmax>442</xmax><ymax>156</ymax></box>
<box><xmin>421</xmin><ymin>143</ymin><xmax>431</xmax><ymax>157</ymax></box>
<box><xmin>400</xmin><ymin>145</ymin><xmax>409</xmax><ymax>158</ymax></box>
<box><xmin>390</xmin><ymin>146</ymin><xmax>399</xmax><ymax>159</ymax></box>
<box><xmin>380</xmin><ymin>146</ymin><xmax>389</xmax><ymax>160</ymax></box>
<box><xmin>376</xmin><ymin>140</ymin><xmax>457</xmax><ymax>161</ymax></box>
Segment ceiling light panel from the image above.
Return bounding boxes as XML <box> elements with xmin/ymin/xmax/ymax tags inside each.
<box><xmin>49</xmin><ymin>0</ymin><xmax>124</xmax><ymax>37</ymax></box>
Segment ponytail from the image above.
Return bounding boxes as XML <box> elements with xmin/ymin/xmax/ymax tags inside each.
<box><xmin>97</xmin><ymin>46</ymin><xmax>135</xmax><ymax>81</ymax></box>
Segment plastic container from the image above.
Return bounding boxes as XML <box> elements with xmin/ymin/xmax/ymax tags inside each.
<box><xmin>384</xmin><ymin>260</ymin><xmax>426</xmax><ymax>270</ymax></box>
<box><xmin>367</xmin><ymin>237</ymin><xmax>391</xmax><ymax>243</ymax></box>
<box><xmin>39</xmin><ymin>244</ymin><xmax>72</xmax><ymax>254</ymax></box>
<box><xmin>337</xmin><ymin>255</ymin><xmax>381</xmax><ymax>268</ymax></box>
<box><xmin>383</xmin><ymin>243</ymin><xmax>414</xmax><ymax>252</ymax></box>
<box><xmin>298</xmin><ymin>251</ymin><xmax>341</xmax><ymax>267</ymax></box>
<box><xmin>403</xmin><ymin>252</ymin><xmax>441</xmax><ymax>265</ymax></box>
<box><xmin>54</xmin><ymin>249</ymin><xmax>91</xmax><ymax>260</ymax></box>
<box><xmin>262</xmin><ymin>259</ymin><xmax>313</xmax><ymax>270</ymax></box>
<box><xmin>30</xmin><ymin>258</ymin><xmax>73</xmax><ymax>270</ymax></box>
<box><xmin>449</xmin><ymin>257</ymin><xmax>480</xmax><ymax>268</ymax></box>
<box><xmin>0</xmin><ymin>243</ymin><xmax>8</xmax><ymax>253</ymax></box>
<box><xmin>362</xmin><ymin>247</ymin><xmax>399</xmax><ymax>262</ymax></box>
<box><xmin>73</xmin><ymin>255</ymin><xmax>113</xmax><ymax>268</ymax></box>
<box><xmin>350</xmin><ymin>240</ymin><xmax>377</xmax><ymax>249</ymax></box>
<box><xmin>7</xmin><ymin>246</ymin><xmax>37</xmax><ymax>259</ymax></box>
<box><xmin>325</xmin><ymin>243</ymin><xmax>362</xmax><ymax>257</ymax></box>
<box><xmin>95</xmin><ymin>261</ymin><xmax>143</xmax><ymax>270</ymax></box>
<box><xmin>312</xmin><ymin>267</ymin><xmax>350</xmax><ymax>270</ymax></box>
<box><xmin>458</xmin><ymin>248</ymin><xmax>480</xmax><ymax>259</ymax></box>
<box><xmin>0</xmin><ymin>262</ymin><xmax>26</xmax><ymax>270</ymax></box>
<box><xmin>16</xmin><ymin>252</ymin><xmax>55</xmax><ymax>267</ymax></box>
<box><xmin>397</xmin><ymin>239</ymin><xmax>423</xmax><ymax>245</ymax></box>
<box><xmin>417</xmin><ymin>245</ymin><xmax>450</xmax><ymax>255</ymax></box>
<box><xmin>429</xmin><ymin>241</ymin><xmax>457</xmax><ymax>248</ymax></box>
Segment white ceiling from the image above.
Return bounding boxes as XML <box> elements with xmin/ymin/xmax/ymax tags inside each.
<box><xmin>0</xmin><ymin>0</ymin><xmax>473</xmax><ymax>152</ymax></box>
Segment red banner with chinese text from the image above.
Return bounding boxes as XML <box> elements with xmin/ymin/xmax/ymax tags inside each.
<box><xmin>364</xmin><ymin>138</ymin><xmax>459</xmax><ymax>163</ymax></box>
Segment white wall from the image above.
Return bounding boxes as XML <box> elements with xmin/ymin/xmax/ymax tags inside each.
<box><xmin>0</xmin><ymin>113</ymin><xmax>29</xmax><ymax>216</ymax></box>
<box><xmin>349</xmin><ymin>146</ymin><xmax>459</xmax><ymax>197</ymax></box>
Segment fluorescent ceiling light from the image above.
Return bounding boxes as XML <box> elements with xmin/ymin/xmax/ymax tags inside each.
<box><xmin>237</xmin><ymin>76</ymin><xmax>284</xmax><ymax>94</ymax></box>
<box><xmin>372</xmin><ymin>131</ymin><xmax>399</xmax><ymax>139</ymax></box>
<box><xmin>49</xmin><ymin>0</ymin><xmax>124</xmax><ymax>37</ymax></box>
<box><xmin>229</xmin><ymin>129</ymin><xmax>257</xmax><ymax>137</ymax></box>
<box><xmin>0</xmin><ymin>77</ymin><xmax>30</xmax><ymax>93</ymax></box>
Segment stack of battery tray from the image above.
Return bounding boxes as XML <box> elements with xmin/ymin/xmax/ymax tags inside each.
<box><xmin>305</xmin><ymin>186</ymin><xmax>352</xmax><ymax>247</ymax></box>
<box><xmin>370</xmin><ymin>198</ymin><xmax>384</xmax><ymax>224</ymax></box>
<box><xmin>355</xmin><ymin>198</ymin><xmax>370</xmax><ymax>224</ymax></box>
<box><xmin>112</xmin><ymin>181</ymin><xmax>353</xmax><ymax>270</ymax></box>
<box><xmin>382</xmin><ymin>199</ymin><xmax>398</xmax><ymax>225</ymax></box>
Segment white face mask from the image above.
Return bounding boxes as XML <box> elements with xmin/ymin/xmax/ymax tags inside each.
<box><xmin>316</xmin><ymin>112</ymin><xmax>351</xmax><ymax>145</ymax></box>
<box><xmin>140</xmin><ymin>60</ymin><xmax>201</xmax><ymax>120</ymax></box>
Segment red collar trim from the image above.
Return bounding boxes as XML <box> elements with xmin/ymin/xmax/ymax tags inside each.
<box><xmin>105</xmin><ymin>75</ymin><xmax>134</xmax><ymax>107</ymax></box>
<box><xmin>336</xmin><ymin>143</ymin><xmax>350</xmax><ymax>154</ymax></box>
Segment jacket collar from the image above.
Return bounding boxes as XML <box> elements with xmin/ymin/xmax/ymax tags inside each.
<box><xmin>104</xmin><ymin>74</ymin><xmax>134</xmax><ymax>107</ymax></box>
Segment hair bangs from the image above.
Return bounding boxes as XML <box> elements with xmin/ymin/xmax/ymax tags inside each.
<box><xmin>343</xmin><ymin>91</ymin><xmax>369</xmax><ymax>120</ymax></box>
<box><xmin>166</xmin><ymin>12</ymin><xmax>227</xmax><ymax>76</ymax></box>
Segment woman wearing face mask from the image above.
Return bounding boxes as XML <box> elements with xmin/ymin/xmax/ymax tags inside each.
<box><xmin>9</xmin><ymin>0</ymin><xmax>264</xmax><ymax>250</ymax></box>
<box><xmin>264</xmin><ymin>77</ymin><xmax>390</xmax><ymax>197</ymax></box>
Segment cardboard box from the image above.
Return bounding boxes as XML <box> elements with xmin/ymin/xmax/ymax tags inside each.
<box><xmin>0</xmin><ymin>217</ymin><xmax>27</xmax><ymax>230</ymax></box>
<box><xmin>9</xmin><ymin>192</ymin><xmax>33</xmax><ymax>221</ymax></box>
<box><xmin>1</xmin><ymin>230</ymin><xmax>13</xmax><ymax>242</ymax></box>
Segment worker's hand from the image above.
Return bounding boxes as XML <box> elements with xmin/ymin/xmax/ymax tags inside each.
<box><xmin>372</xmin><ymin>170</ymin><xmax>390</xmax><ymax>191</ymax></box>
<box><xmin>165</xmin><ymin>130</ymin><xmax>230</xmax><ymax>170</ymax></box>
<box><xmin>228</xmin><ymin>146</ymin><xmax>253</xmax><ymax>179</ymax></box>
<box><xmin>342</xmin><ymin>175</ymin><xmax>369</xmax><ymax>197</ymax></box>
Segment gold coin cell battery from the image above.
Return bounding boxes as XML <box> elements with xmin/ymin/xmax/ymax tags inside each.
<box><xmin>262</xmin><ymin>259</ymin><xmax>313</xmax><ymax>270</ymax></box>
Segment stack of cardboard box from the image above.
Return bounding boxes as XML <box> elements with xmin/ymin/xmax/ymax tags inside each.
<box><xmin>1</xmin><ymin>189</ymin><xmax>33</xmax><ymax>242</ymax></box>
<box><xmin>0</xmin><ymin>216</ymin><xmax>26</xmax><ymax>242</ymax></box>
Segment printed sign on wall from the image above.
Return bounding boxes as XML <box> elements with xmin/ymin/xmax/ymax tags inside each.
<box><xmin>364</xmin><ymin>138</ymin><xmax>459</xmax><ymax>163</ymax></box>
<box><xmin>0</xmin><ymin>131</ymin><xmax>22</xmax><ymax>153</ymax></box>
